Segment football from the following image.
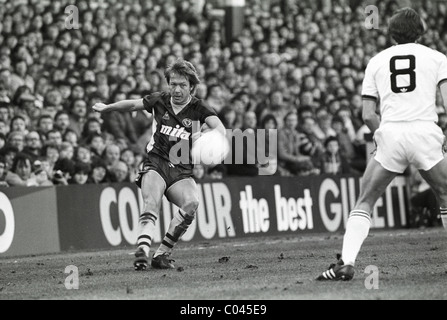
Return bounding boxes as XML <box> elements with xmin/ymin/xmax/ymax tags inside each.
<box><xmin>191</xmin><ymin>129</ymin><xmax>230</xmax><ymax>165</ymax></box>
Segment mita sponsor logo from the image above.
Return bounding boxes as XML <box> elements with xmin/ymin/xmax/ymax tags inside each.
<box><xmin>160</xmin><ymin>125</ymin><xmax>191</xmax><ymax>140</ymax></box>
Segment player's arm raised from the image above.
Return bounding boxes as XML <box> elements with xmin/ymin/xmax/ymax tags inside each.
<box><xmin>92</xmin><ymin>98</ymin><xmax>145</xmax><ymax>114</ymax></box>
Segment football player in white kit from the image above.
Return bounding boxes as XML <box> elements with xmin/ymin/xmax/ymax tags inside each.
<box><xmin>317</xmin><ymin>7</ymin><xmax>447</xmax><ymax>281</ymax></box>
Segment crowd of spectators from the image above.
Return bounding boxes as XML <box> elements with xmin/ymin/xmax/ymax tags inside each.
<box><xmin>0</xmin><ymin>0</ymin><xmax>446</xmax><ymax>187</ymax></box>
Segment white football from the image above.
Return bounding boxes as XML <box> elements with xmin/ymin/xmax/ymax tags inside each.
<box><xmin>191</xmin><ymin>130</ymin><xmax>230</xmax><ymax>165</ymax></box>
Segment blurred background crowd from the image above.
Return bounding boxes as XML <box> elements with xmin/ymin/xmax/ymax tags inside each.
<box><xmin>0</xmin><ymin>0</ymin><xmax>446</xmax><ymax>189</ymax></box>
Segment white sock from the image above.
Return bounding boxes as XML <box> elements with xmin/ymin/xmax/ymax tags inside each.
<box><xmin>440</xmin><ymin>208</ymin><xmax>447</xmax><ymax>230</ymax></box>
<box><xmin>341</xmin><ymin>210</ymin><xmax>371</xmax><ymax>266</ymax></box>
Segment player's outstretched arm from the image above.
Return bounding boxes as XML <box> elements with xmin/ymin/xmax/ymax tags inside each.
<box><xmin>92</xmin><ymin>99</ymin><xmax>145</xmax><ymax>114</ymax></box>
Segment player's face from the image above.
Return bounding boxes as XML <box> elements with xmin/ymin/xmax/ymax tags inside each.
<box><xmin>169</xmin><ymin>73</ymin><xmax>192</xmax><ymax>105</ymax></box>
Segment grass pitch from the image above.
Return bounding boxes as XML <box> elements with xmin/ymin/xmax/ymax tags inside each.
<box><xmin>0</xmin><ymin>228</ymin><xmax>446</xmax><ymax>300</ymax></box>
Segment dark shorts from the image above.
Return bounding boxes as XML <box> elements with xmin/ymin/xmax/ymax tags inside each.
<box><xmin>135</xmin><ymin>153</ymin><xmax>193</xmax><ymax>190</ymax></box>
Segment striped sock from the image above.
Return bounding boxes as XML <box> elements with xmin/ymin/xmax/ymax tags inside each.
<box><xmin>440</xmin><ymin>208</ymin><xmax>447</xmax><ymax>230</ymax></box>
<box><xmin>154</xmin><ymin>209</ymin><xmax>194</xmax><ymax>258</ymax></box>
<box><xmin>341</xmin><ymin>210</ymin><xmax>372</xmax><ymax>266</ymax></box>
<box><xmin>137</xmin><ymin>212</ymin><xmax>157</xmax><ymax>257</ymax></box>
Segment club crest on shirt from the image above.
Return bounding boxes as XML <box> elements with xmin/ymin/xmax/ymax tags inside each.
<box><xmin>182</xmin><ymin>118</ymin><xmax>193</xmax><ymax>128</ymax></box>
<box><xmin>163</xmin><ymin>112</ymin><xmax>170</xmax><ymax>120</ymax></box>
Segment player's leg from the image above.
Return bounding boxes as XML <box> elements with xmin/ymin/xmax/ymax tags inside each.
<box><xmin>152</xmin><ymin>178</ymin><xmax>199</xmax><ymax>267</ymax></box>
<box><xmin>134</xmin><ymin>171</ymin><xmax>166</xmax><ymax>270</ymax></box>
<box><xmin>341</xmin><ymin>159</ymin><xmax>398</xmax><ymax>265</ymax></box>
<box><xmin>317</xmin><ymin>159</ymin><xmax>398</xmax><ymax>281</ymax></box>
<box><xmin>418</xmin><ymin>157</ymin><xmax>447</xmax><ymax>230</ymax></box>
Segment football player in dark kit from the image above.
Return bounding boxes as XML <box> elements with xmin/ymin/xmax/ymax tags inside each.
<box><xmin>93</xmin><ymin>59</ymin><xmax>226</xmax><ymax>270</ymax></box>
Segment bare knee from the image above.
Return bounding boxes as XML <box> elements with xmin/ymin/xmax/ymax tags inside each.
<box><xmin>182</xmin><ymin>198</ymin><xmax>199</xmax><ymax>215</ymax></box>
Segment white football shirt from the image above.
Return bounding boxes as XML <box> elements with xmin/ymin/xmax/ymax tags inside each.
<box><xmin>362</xmin><ymin>43</ymin><xmax>447</xmax><ymax>123</ymax></box>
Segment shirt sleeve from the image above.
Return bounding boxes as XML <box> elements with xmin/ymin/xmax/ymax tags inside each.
<box><xmin>437</xmin><ymin>54</ymin><xmax>447</xmax><ymax>87</ymax></box>
<box><xmin>361</xmin><ymin>59</ymin><xmax>379</xmax><ymax>101</ymax></box>
<box><xmin>199</xmin><ymin>101</ymin><xmax>218</xmax><ymax>123</ymax></box>
<box><xmin>142</xmin><ymin>92</ymin><xmax>161</xmax><ymax>114</ymax></box>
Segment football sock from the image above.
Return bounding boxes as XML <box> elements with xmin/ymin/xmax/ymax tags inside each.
<box><xmin>154</xmin><ymin>209</ymin><xmax>194</xmax><ymax>258</ymax></box>
<box><xmin>137</xmin><ymin>212</ymin><xmax>157</xmax><ymax>257</ymax></box>
<box><xmin>341</xmin><ymin>210</ymin><xmax>371</xmax><ymax>266</ymax></box>
<box><xmin>440</xmin><ymin>208</ymin><xmax>447</xmax><ymax>230</ymax></box>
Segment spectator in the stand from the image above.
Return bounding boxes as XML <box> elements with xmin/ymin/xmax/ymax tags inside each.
<box><xmin>298</xmin><ymin>117</ymin><xmax>325</xmax><ymax>167</ymax></box>
<box><xmin>87</xmin><ymin>132</ymin><xmax>106</xmax><ymax>158</ymax></box>
<box><xmin>54</xmin><ymin>110</ymin><xmax>71</xmax><ymax>136</ymax></box>
<box><xmin>52</xmin><ymin>158</ymin><xmax>75</xmax><ymax>186</ymax></box>
<box><xmin>0</xmin><ymin>145</ymin><xmax>19</xmax><ymax>171</ymax></box>
<box><xmin>319</xmin><ymin>136</ymin><xmax>351</xmax><ymax>175</ymax></box>
<box><xmin>0</xmin><ymin>133</ymin><xmax>5</xmax><ymax>150</ymax></box>
<box><xmin>205</xmin><ymin>84</ymin><xmax>226</xmax><ymax>113</ymax></box>
<box><xmin>75</xmin><ymin>144</ymin><xmax>93</xmax><ymax>165</ymax></box>
<box><xmin>41</xmin><ymin>143</ymin><xmax>60</xmax><ymax>178</ymax></box>
<box><xmin>103</xmin><ymin>143</ymin><xmax>121</xmax><ymax>171</ymax></box>
<box><xmin>63</xmin><ymin>128</ymin><xmax>79</xmax><ymax>147</ymax></box>
<box><xmin>0</xmin><ymin>156</ymin><xmax>8</xmax><ymax>186</ymax></box>
<box><xmin>331</xmin><ymin>115</ymin><xmax>356</xmax><ymax>162</ymax></box>
<box><xmin>120</xmin><ymin>148</ymin><xmax>138</xmax><ymax>182</ymax></box>
<box><xmin>259</xmin><ymin>90</ymin><xmax>293</xmax><ymax>128</ymax></box>
<box><xmin>110</xmin><ymin>160</ymin><xmax>130</xmax><ymax>183</ymax></box>
<box><xmin>101</xmin><ymin>92</ymin><xmax>138</xmax><ymax>148</ymax></box>
<box><xmin>277</xmin><ymin>112</ymin><xmax>313</xmax><ymax>176</ymax></box>
<box><xmin>59</xmin><ymin>141</ymin><xmax>74</xmax><ymax>160</ymax></box>
<box><xmin>80</xmin><ymin>117</ymin><xmax>102</xmax><ymax>143</ymax></box>
<box><xmin>22</xmin><ymin>131</ymin><xmax>42</xmax><ymax>161</ymax></box>
<box><xmin>5</xmin><ymin>152</ymin><xmax>33</xmax><ymax>186</ymax></box>
<box><xmin>46</xmin><ymin>129</ymin><xmax>63</xmax><ymax>147</ymax></box>
<box><xmin>36</xmin><ymin>114</ymin><xmax>54</xmax><ymax>140</ymax></box>
<box><xmin>69</xmin><ymin>162</ymin><xmax>91</xmax><ymax>185</ymax></box>
<box><xmin>9</xmin><ymin>115</ymin><xmax>28</xmax><ymax>136</ymax></box>
<box><xmin>0</xmin><ymin>103</ymin><xmax>10</xmax><ymax>129</ymax></box>
<box><xmin>7</xmin><ymin>131</ymin><xmax>25</xmax><ymax>152</ymax></box>
<box><xmin>87</xmin><ymin>158</ymin><xmax>108</xmax><ymax>184</ymax></box>
<box><xmin>68</xmin><ymin>99</ymin><xmax>88</xmax><ymax>137</ymax></box>
<box><xmin>0</xmin><ymin>120</ymin><xmax>8</xmax><ymax>137</ymax></box>
<box><xmin>218</xmin><ymin>106</ymin><xmax>237</xmax><ymax>130</ymax></box>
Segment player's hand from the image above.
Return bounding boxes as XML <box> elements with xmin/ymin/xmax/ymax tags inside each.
<box><xmin>92</xmin><ymin>103</ymin><xmax>109</xmax><ymax>113</ymax></box>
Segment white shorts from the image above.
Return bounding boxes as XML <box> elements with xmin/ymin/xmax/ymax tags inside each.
<box><xmin>374</xmin><ymin>121</ymin><xmax>445</xmax><ymax>173</ymax></box>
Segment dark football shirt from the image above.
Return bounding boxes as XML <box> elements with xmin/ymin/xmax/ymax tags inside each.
<box><xmin>142</xmin><ymin>92</ymin><xmax>217</xmax><ymax>169</ymax></box>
